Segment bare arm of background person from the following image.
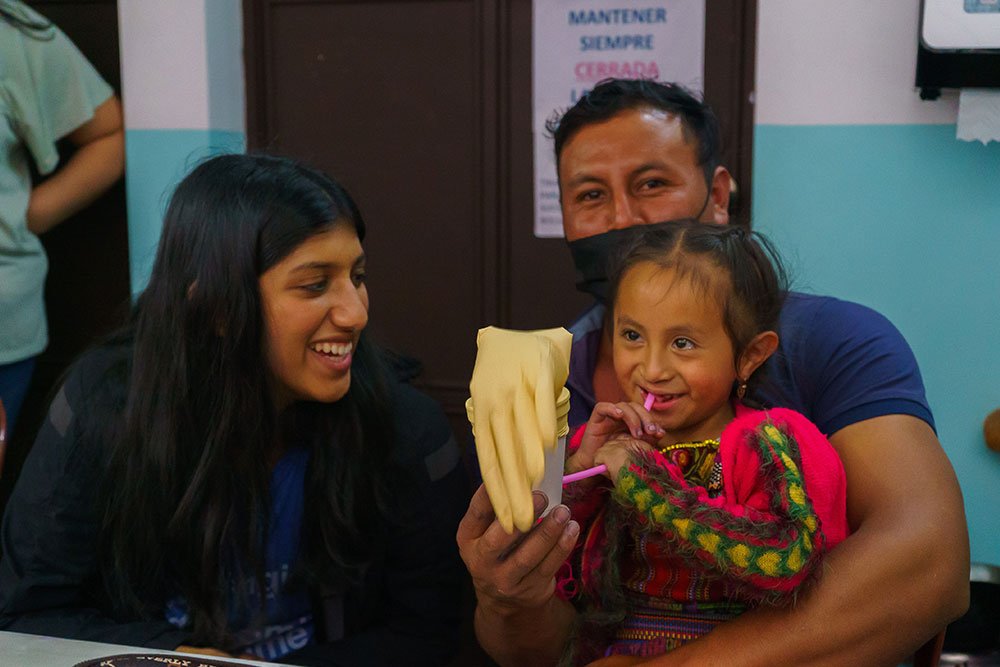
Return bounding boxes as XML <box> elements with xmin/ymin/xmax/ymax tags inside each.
<box><xmin>26</xmin><ymin>95</ymin><xmax>125</xmax><ymax>235</ymax></box>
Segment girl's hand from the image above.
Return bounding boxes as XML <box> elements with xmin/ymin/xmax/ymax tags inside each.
<box><xmin>567</xmin><ymin>401</ymin><xmax>662</xmax><ymax>477</ymax></box>
<box><xmin>595</xmin><ymin>434</ymin><xmax>655</xmax><ymax>484</ymax></box>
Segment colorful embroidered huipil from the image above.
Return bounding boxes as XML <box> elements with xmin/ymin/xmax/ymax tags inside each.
<box><xmin>558</xmin><ymin>404</ymin><xmax>848</xmax><ymax>661</ymax></box>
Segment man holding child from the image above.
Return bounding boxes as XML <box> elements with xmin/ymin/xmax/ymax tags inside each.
<box><xmin>457</xmin><ymin>78</ymin><xmax>969</xmax><ymax>666</ymax></box>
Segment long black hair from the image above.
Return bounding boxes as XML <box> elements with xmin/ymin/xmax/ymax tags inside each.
<box><xmin>98</xmin><ymin>154</ymin><xmax>396</xmax><ymax>648</ymax></box>
<box><xmin>608</xmin><ymin>220</ymin><xmax>788</xmax><ymax>401</ymax></box>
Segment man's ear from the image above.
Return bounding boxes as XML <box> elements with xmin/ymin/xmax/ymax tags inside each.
<box><xmin>704</xmin><ymin>166</ymin><xmax>731</xmax><ymax>225</ymax></box>
<box><xmin>737</xmin><ymin>330</ymin><xmax>779</xmax><ymax>382</ymax></box>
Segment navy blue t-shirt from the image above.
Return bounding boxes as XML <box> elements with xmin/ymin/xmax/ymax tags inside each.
<box><xmin>0</xmin><ymin>341</ymin><xmax>467</xmax><ymax>663</ymax></box>
<box><xmin>567</xmin><ymin>292</ymin><xmax>934</xmax><ymax>436</ymax></box>
<box><xmin>166</xmin><ymin>444</ymin><xmax>314</xmax><ymax>660</ymax></box>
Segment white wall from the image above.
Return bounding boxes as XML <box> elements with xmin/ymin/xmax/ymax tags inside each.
<box><xmin>118</xmin><ymin>0</ymin><xmax>246</xmax><ymax>293</ymax></box>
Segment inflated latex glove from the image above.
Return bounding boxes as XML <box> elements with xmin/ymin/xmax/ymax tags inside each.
<box><xmin>469</xmin><ymin>326</ymin><xmax>572</xmax><ymax>534</ymax></box>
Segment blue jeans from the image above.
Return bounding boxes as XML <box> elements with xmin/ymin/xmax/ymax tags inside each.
<box><xmin>0</xmin><ymin>356</ymin><xmax>36</xmax><ymax>438</ymax></box>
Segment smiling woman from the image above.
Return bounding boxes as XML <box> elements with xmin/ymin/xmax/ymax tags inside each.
<box><xmin>260</xmin><ymin>222</ymin><xmax>370</xmax><ymax>407</ymax></box>
<box><xmin>0</xmin><ymin>154</ymin><xmax>468</xmax><ymax>665</ymax></box>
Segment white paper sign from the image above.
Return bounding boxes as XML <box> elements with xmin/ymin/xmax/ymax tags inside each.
<box><xmin>532</xmin><ymin>1</ymin><xmax>706</xmax><ymax>237</ymax></box>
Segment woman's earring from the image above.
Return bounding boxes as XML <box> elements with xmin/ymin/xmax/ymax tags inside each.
<box><xmin>737</xmin><ymin>381</ymin><xmax>747</xmax><ymax>400</ymax></box>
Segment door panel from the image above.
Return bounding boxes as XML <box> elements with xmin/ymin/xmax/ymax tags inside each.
<box><xmin>245</xmin><ymin>0</ymin><xmax>757</xmax><ymax>446</ymax></box>
<box><xmin>247</xmin><ymin>0</ymin><xmax>498</xmax><ymax>442</ymax></box>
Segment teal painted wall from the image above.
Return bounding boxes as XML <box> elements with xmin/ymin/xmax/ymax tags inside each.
<box><xmin>124</xmin><ymin>129</ymin><xmax>245</xmax><ymax>294</ymax></box>
<box><xmin>753</xmin><ymin>124</ymin><xmax>1000</xmax><ymax>564</ymax></box>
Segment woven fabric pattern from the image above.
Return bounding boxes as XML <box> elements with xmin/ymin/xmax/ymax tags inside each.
<box><xmin>606</xmin><ymin>600</ymin><xmax>743</xmax><ymax>657</ymax></box>
<box><xmin>613</xmin><ymin>418</ymin><xmax>825</xmax><ymax>604</ymax></box>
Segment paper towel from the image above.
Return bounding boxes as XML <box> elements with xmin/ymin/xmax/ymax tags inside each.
<box><xmin>957</xmin><ymin>89</ymin><xmax>1000</xmax><ymax>144</ymax></box>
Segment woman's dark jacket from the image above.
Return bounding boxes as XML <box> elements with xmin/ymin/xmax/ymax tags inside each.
<box><xmin>0</xmin><ymin>344</ymin><xmax>470</xmax><ymax>665</ymax></box>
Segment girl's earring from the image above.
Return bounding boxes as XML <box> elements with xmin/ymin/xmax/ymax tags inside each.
<box><xmin>737</xmin><ymin>381</ymin><xmax>747</xmax><ymax>400</ymax></box>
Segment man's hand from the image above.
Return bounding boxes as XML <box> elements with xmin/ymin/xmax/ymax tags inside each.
<box><xmin>651</xmin><ymin>415</ymin><xmax>969</xmax><ymax>667</ymax></box>
<box><xmin>457</xmin><ymin>485</ymin><xmax>579</xmax><ymax>610</ymax></box>
<box><xmin>456</xmin><ymin>485</ymin><xmax>579</xmax><ymax>665</ymax></box>
<box><xmin>469</xmin><ymin>326</ymin><xmax>572</xmax><ymax>533</ymax></box>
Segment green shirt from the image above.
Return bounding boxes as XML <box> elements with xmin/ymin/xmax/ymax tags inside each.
<box><xmin>0</xmin><ymin>0</ymin><xmax>113</xmax><ymax>363</ymax></box>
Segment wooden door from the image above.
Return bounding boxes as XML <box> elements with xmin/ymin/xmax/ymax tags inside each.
<box><xmin>243</xmin><ymin>0</ymin><xmax>757</xmax><ymax>449</ymax></box>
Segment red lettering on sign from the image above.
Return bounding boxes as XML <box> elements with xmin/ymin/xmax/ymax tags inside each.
<box><xmin>574</xmin><ymin>61</ymin><xmax>660</xmax><ymax>83</ymax></box>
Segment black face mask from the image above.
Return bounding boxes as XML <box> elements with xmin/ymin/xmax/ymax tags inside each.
<box><xmin>566</xmin><ymin>225</ymin><xmax>641</xmax><ymax>304</ymax></box>
<box><xmin>566</xmin><ymin>182</ymin><xmax>714</xmax><ymax>304</ymax></box>
<box><xmin>568</xmin><ymin>218</ymin><xmax>710</xmax><ymax>303</ymax></box>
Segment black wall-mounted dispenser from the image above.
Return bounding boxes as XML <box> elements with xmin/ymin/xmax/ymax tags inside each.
<box><xmin>917</xmin><ymin>0</ymin><xmax>1000</xmax><ymax>100</ymax></box>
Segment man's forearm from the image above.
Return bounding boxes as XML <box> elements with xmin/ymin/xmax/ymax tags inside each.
<box><xmin>643</xmin><ymin>418</ymin><xmax>970</xmax><ymax>667</ymax></box>
<box><xmin>650</xmin><ymin>515</ymin><xmax>967</xmax><ymax>667</ymax></box>
<box><xmin>475</xmin><ymin>595</ymin><xmax>576</xmax><ymax>667</ymax></box>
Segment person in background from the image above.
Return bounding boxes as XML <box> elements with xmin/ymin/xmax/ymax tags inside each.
<box><xmin>458</xmin><ymin>78</ymin><xmax>968</xmax><ymax>666</ymax></box>
<box><xmin>0</xmin><ymin>0</ymin><xmax>125</xmax><ymax>435</ymax></box>
<box><xmin>0</xmin><ymin>154</ymin><xmax>467</xmax><ymax>665</ymax></box>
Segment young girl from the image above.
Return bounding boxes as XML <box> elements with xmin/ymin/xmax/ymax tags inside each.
<box><xmin>559</xmin><ymin>220</ymin><xmax>848</xmax><ymax>663</ymax></box>
<box><xmin>0</xmin><ymin>154</ymin><xmax>467</xmax><ymax>664</ymax></box>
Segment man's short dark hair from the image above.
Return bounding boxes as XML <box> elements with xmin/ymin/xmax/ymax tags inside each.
<box><xmin>545</xmin><ymin>78</ymin><xmax>722</xmax><ymax>183</ymax></box>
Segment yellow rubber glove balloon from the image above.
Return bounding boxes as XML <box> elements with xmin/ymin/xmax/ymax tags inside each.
<box><xmin>469</xmin><ymin>326</ymin><xmax>572</xmax><ymax>534</ymax></box>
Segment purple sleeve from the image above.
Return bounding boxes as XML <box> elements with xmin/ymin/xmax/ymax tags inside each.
<box><xmin>760</xmin><ymin>293</ymin><xmax>934</xmax><ymax>436</ymax></box>
<box><xmin>566</xmin><ymin>308</ymin><xmax>604</xmax><ymax>430</ymax></box>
